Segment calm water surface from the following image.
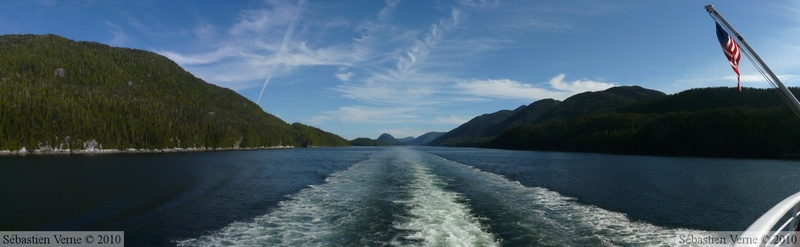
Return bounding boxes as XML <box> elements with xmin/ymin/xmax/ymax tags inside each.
<box><xmin>1</xmin><ymin>146</ymin><xmax>800</xmax><ymax>246</ymax></box>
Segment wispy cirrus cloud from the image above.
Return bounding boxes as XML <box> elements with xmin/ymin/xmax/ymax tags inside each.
<box><xmin>105</xmin><ymin>22</ymin><xmax>128</xmax><ymax>46</ymax></box>
<box><xmin>334</xmin><ymin>69</ymin><xmax>354</xmax><ymax>81</ymax></box>
<box><xmin>156</xmin><ymin>0</ymin><xmax>353</xmax><ymax>91</ymax></box>
<box><xmin>309</xmin><ymin>1</ymin><xmax>621</xmax><ymax>129</ymax></box>
<box><xmin>193</xmin><ymin>23</ymin><xmax>216</xmax><ymax>41</ymax></box>
<box><xmin>307</xmin><ymin>105</ymin><xmax>470</xmax><ymax>127</ymax></box>
<box><xmin>255</xmin><ymin>0</ymin><xmax>306</xmax><ymax>104</ymax></box>
<box><xmin>331</xmin><ymin>2</ymin><xmax>470</xmax><ymax>108</ymax></box>
<box><xmin>759</xmin><ymin>2</ymin><xmax>800</xmax><ymax>78</ymax></box>
<box><xmin>310</xmin><ymin>106</ymin><xmax>419</xmax><ymax>124</ymax></box>
<box><xmin>229</xmin><ymin>3</ymin><xmax>298</xmax><ymax>36</ymax></box>
<box><xmin>150</xmin><ymin>0</ymin><xmax>622</xmax><ymax>137</ymax></box>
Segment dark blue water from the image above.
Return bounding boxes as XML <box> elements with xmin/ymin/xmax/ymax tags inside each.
<box><xmin>1</xmin><ymin>147</ymin><xmax>799</xmax><ymax>246</ymax></box>
<box><xmin>0</xmin><ymin>148</ymin><xmax>372</xmax><ymax>246</ymax></box>
<box><xmin>423</xmin><ymin>147</ymin><xmax>800</xmax><ymax>232</ymax></box>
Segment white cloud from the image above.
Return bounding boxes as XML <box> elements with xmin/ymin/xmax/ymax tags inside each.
<box><xmin>759</xmin><ymin>2</ymin><xmax>800</xmax><ymax>72</ymax></box>
<box><xmin>732</xmin><ymin>73</ymin><xmax>800</xmax><ymax>85</ymax></box>
<box><xmin>158</xmin><ymin>46</ymin><xmax>238</xmax><ymax>65</ymax></box>
<box><xmin>156</xmin><ymin>0</ymin><xmax>354</xmax><ymax>90</ymax></box>
<box><xmin>548</xmin><ymin>73</ymin><xmax>616</xmax><ymax>92</ymax></box>
<box><xmin>321</xmin><ymin>106</ymin><xmax>418</xmax><ymax>124</ymax></box>
<box><xmin>194</xmin><ymin>23</ymin><xmax>216</xmax><ymax>40</ymax></box>
<box><xmin>454</xmin><ymin>74</ymin><xmax>616</xmax><ymax>101</ymax></box>
<box><xmin>329</xmin><ymin>1</ymin><xmax>601</xmax><ymax>108</ymax></box>
<box><xmin>433</xmin><ymin>115</ymin><xmax>470</xmax><ymax>125</ymax></box>
<box><xmin>334</xmin><ymin>81</ymin><xmax>443</xmax><ymax>106</ymax></box>
<box><xmin>229</xmin><ymin>2</ymin><xmax>299</xmax><ymax>36</ymax></box>
<box><xmin>335</xmin><ymin>71</ymin><xmax>354</xmax><ymax>81</ymax></box>
<box><xmin>454</xmin><ymin>79</ymin><xmax>557</xmax><ymax>100</ymax></box>
<box><xmin>330</xmin><ymin>3</ymin><xmax>474</xmax><ymax>108</ymax></box>
<box><xmin>781</xmin><ymin>74</ymin><xmax>800</xmax><ymax>84</ymax></box>
<box><xmin>308</xmin><ymin>106</ymin><xmax>471</xmax><ymax>127</ymax></box>
<box><xmin>388</xmin><ymin>6</ymin><xmax>461</xmax><ymax>82</ymax></box>
<box><xmin>147</xmin><ymin>0</ymin><xmax>623</xmax><ymax>137</ymax></box>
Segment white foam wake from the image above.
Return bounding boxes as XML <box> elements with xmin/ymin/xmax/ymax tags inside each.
<box><xmin>428</xmin><ymin>154</ymin><xmax>727</xmax><ymax>246</ymax></box>
<box><xmin>390</xmin><ymin>153</ymin><xmax>498</xmax><ymax>246</ymax></box>
<box><xmin>176</xmin><ymin>148</ymin><xmax>502</xmax><ymax>247</ymax></box>
<box><xmin>176</xmin><ymin>147</ymin><xmax>724</xmax><ymax>246</ymax></box>
<box><xmin>175</xmin><ymin>157</ymin><xmax>385</xmax><ymax>246</ymax></box>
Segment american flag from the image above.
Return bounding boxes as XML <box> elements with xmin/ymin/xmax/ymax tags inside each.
<box><xmin>716</xmin><ymin>23</ymin><xmax>742</xmax><ymax>91</ymax></box>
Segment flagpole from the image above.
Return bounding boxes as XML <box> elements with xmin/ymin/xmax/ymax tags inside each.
<box><xmin>708</xmin><ymin>5</ymin><xmax>800</xmax><ymax>246</ymax></box>
<box><xmin>705</xmin><ymin>5</ymin><xmax>800</xmax><ymax>115</ymax></box>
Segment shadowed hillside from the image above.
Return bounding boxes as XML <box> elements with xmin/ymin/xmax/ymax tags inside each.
<box><xmin>488</xmin><ymin>87</ymin><xmax>800</xmax><ymax>158</ymax></box>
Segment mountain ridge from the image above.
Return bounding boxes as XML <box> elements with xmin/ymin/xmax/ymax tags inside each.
<box><xmin>431</xmin><ymin>86</ymin><xmax>664</xmax><ymax>147</ymax></box>
<box><xmin>435</xmin><ymin>85</ymin><xmax>800</xmax><ymax>158</ymax></box>
<box><xmin>407</xmin><ymin>132</ymin><xmax>445</xmax><ymax>145</ymax></box>
<box><xmin>377</xmin><ymin>133</ymin><xmax>405</xmax><ymax>145</ymax></box>
<box><xmin>0</xmin><ymin>34</ymin><xmax>348</xmax><ymax>152</ymax></box>
<box><xmin>428</xmin><ymin>106</ymin><xmax>525</xmax><ymax>146</ymax></box>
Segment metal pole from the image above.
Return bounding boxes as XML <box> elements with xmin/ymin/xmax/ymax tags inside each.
<box><xmin>705</xmin><ymin>5</ymin><xmax>800</xmax><ymax>114</ymax></box>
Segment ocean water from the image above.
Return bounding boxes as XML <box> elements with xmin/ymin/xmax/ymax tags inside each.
<box><xmin>2</xmin><ymin>146</ymin><xmax>800</xmax><ymax>246</ymax></box>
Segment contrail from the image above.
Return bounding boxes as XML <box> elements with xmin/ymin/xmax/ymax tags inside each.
<box><xmin>257</xmin><ymin>0</ymin><xmax>307</xmax><ymax>104</ymax></box>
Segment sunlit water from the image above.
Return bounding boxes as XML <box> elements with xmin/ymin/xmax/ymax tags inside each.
<box><xmin>3</xmin><ymin>147</ymin><xmax>800</xmax><ymax>246</ymax></box>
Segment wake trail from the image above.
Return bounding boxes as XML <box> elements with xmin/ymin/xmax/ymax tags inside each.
<box><xmin>177</xmin><ymin>147</ymin><xmax>722</xmax><ymax>246</ymax></box>
<box><xmin>390</xmin><ymin>148</ymin><xmax>498</xmax><ymax>246</ymax></box>
<box><xmin>422</xmin><ymin>152</ymin><xmax>727</xmax><ymax>246</ymax></box>
<box><xmin>176</xmin><ymin>148</ymin><xmax>498</xmax><ymax>246</ymax></box>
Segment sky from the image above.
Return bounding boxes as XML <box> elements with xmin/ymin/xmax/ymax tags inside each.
<box><xmin>3</xmin><ymin>0</ymin><xmax>800</xmax><ymax>140</ymax></box>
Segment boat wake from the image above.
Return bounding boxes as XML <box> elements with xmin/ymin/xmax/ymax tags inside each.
<box><xmin>176</xmin><ymin>147</ymin><xmax>720</xmax><ymax>246</ymax></box>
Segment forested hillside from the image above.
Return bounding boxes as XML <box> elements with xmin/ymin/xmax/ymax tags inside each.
<box><xmin>405</xmin><ymin>132</ymin><xmax>445</xmax><ymax>145</ymax></box>
<box><xmin>0</xmin><ymin>34</ymin><xmax>348</xmax><ymax>151</ymax></box>
<box><xmin>428</xmin><ymin>106</ymin><xmax>527</xmax><ymax>146</ymax></box>
<box><xmin>291</xmin><ymin>123</ymin><xmax>350</xmax><ymax>147</ymax></box>
<box><xmin>534</xmin><ymin>86</ymin><xmax>665</xmax><ymax>122</ymax></box>
<box><xmin>430</xmin><ymin>86</ymin><xmax>662</xmax><ymax>147</ymax></box>
<box><xmin>350</xmin><ymin>138</ymin><xmax>392</xmax><ymax>146</ymax></box>
<box><xmin>488</xmin><ymin>87</ymin><xmax>800</xmax><ymax>158</ymax></box>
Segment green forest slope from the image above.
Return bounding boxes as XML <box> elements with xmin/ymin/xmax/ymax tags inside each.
<box><xmin>0</xmin><ymin>34</ymin><xmax>348</xmax><ymax>151</ymax></box>
<box><xmin>488</xmin><ymin>87</ymin><xmax>800</xmax><ymax>158</ymax></box>
<box><xmin>431</xmin><ymin>86</ymin><xmax>664</xmax><ymax>147</ymax></box>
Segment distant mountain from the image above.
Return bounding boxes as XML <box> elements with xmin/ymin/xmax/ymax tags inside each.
<box><xmin>397</xmin><ymin>136</ymin><xmax>415</xmax><ymax>143</ymax></box>
<box><xmin>0</xmin><ymin>34</ymin><xmax>348</xmax><ymax>151</ymax></box>
<box><xmin>349</xmin><ymin>133</ymin><xmax>406</xmax><ymax>146</ymax></box>
<box><xmin>407</xmin><ymin>132</ymin><xmax>446</xmax><ymax>146</ymax></box>
<box><xmin>356</xmin><ymin>132</ymin><xmax>449</xmax><ymax>146</ymax></box>
<box><xmin>377</xmin><ymin>133</ymin><xmax>405</xmax><ymax>145</ymax></box>
<box><xmin>488</xmin><ymin>87</ymin><xmax>800</xmax><ymax>158</ymax></box>
<box><xmin>350</xmin><ymin>138</ymin><xmax>391</xmax><ymax>146</ymax></box>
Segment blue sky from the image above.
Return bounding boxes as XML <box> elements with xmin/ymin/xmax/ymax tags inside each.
<box><xmin>3</xmin><ymin>0</ymin><xmax>800</xmax><ymax>139</ymax></box>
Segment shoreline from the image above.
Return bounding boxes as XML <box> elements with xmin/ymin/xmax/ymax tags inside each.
<box><xmin>0</xmin><ymin>146</ymin><xmax>296</xmax><ymax>156</ymax></box>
